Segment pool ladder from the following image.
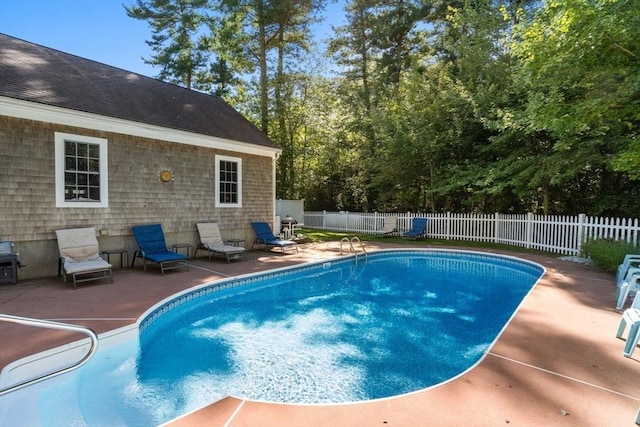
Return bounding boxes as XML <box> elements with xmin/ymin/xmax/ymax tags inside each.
<box><xmin>0</xmin><ymin>314</ymin><xmax>99</xmax><ymax>396</ymax></box>
<box><xmin>340</xmin><ymin>236</ymin><xmax>367</xmax><ymax>261</ymax></box>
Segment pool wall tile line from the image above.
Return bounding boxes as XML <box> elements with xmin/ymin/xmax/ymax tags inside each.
<box><xmin>138</xmin><ymin>256</ymin><xmax>357</xmax><ymax>333</ymax></box>
<box><xmin>138</xmin><ymin>248</ymin><xmax>544</xmax><ymax>336</ymax></box>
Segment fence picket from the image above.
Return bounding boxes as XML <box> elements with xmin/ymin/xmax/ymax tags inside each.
<box><xmin>303</xmin><ymin>211</ymin><xmax>639</xmax><ymax>255</ymax></box>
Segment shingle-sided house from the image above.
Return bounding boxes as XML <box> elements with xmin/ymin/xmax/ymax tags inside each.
<box><xmin>0</xmin><ymin>34</ymin><xmax>281</xmax><ymax>280</ymax></box>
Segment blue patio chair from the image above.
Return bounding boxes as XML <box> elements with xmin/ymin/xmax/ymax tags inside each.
<box><xmin>403</xmin><ymin>218</ymin><xmax>428</xmax><ymax>240</ymax></box>
<box><xmin>251</xmin><ymin>222</ymin><xmax>299</xmax><ymax>254</ymax></box>
<box><xmin>131</xmin><ymin>224</ymin><xmax>189</xmax><ymax>274</ymax></box>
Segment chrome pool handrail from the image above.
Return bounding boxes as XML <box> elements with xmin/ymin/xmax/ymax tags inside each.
<box><xmin>0</xmin><ymin>314</ymin><xmax>99</xmax><ymax>395</ymax></box>
<box><xmin>339</xmin><ymin>236</ymin><xmax>367</xmax><ymax>263</ymax></box>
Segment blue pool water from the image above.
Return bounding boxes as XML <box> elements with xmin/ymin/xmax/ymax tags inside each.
<box><xmin>1</xmin><ymin>250</ymin><xmax>543</xmax><ymax>426</ymax></box>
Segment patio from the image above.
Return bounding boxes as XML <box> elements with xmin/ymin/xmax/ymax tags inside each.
<box><xmin>1</xmin><ymin>241</ymin><xmax>639</xmax><ymax>426</ymax></box>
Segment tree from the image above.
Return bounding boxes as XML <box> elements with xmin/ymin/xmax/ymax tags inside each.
<box><xmin>272</xmin><ymin>0</ymin><xmax>324</xmax><ymax>198</ymax></box>
<box><xmin>125</xmin><ymin>0</ymin><xmax>212</xmax><ymax>89</ymax></box>
<box><xmin>508</xmin><ymin>0</ymin><xmax>640</xmax><ymax>214</ymax></box>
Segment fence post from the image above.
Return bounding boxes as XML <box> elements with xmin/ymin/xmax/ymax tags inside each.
<box><xmin>494</xmin><ymin>212</ymin><xmax>499</xmax><ymax>243</ymax></box>
<box><xmin>576</xmin><ymin>213</ymin><xmax>586</xmax><ymax>255</ymax></box>
<box><xmin>446</xmin><ymin>212</ymin><xmax>451</xmax><ymax>240</ymax></box>
<box><xmin>322</xmin><ymin>210</ymin><xmax>326</xmax><ymax>230</ymax></box>
<box><xmin>526</xmin><ymin>212</ymin><xmax>533</xmax><ymax>249</ymax></box>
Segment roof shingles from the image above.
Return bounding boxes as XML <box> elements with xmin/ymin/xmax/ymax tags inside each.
<box><xmin>0</xmin><ymin>34</ymin><xmax>278</xmax><ymax>149</ymax></box>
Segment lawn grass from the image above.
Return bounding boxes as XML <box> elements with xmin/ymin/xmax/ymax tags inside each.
<box><xmin>299</xmin><ymin>227</ymin><xmax>554</xmax><ymax>256</ymax></box>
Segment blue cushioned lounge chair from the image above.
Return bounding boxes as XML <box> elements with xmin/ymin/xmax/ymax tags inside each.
<box><xmin>251</xmin><ymin>222</ymin><xmax>299</xmax><ymax>254</ymax></box>
<box><xmin>403</xmin><ymin>218</ymin><xmax>428</xmax><ymax>240</ymax></box>
<box><xmin>131</xmin><ymin>224</ymin><xmax>189</xmax><ymax>274</ymax></box>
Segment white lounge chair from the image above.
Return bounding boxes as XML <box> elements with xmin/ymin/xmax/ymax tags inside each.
<box><xmin>378</xmin><ymin>216</ymin><xmax>398</xmax><ymax>237</ymax></box>
<box><xmin>55</xmin><ymin>227</ymin><xmax>113</xmax><ymax>289</ymax></box>
<box><xmin>196</xmin><ymin>222</ymin><xmax>246</xmax><ymax>263</ymax></box>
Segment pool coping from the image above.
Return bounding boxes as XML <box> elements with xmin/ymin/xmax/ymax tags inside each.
<box><xmin>1</xmin><ymin>242</ymin><xmax>639</xmax><ymax>426</ymax></box>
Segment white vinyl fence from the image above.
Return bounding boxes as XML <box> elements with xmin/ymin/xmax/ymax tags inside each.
<box><xmin>303</xmin><ymin>211</ymin><xmax>639</xmax><ymax>256</ymax></box>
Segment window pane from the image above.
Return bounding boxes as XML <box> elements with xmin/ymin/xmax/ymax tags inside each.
<box><xmin>88</xmin><ymin>144</ymin><xmax>99</xmax><ymax>158</ymax></box>
<box><xmin>65</xmin><ymin>172</ymin><xmax>76</xmax><ymax>186</ymax></box>
<box><xmin>89</xmin><ymin>187</ymin><xmax>100</xmax><ymax>201</ymax></box>
<box><xmin>78</xmin><ymin>143</ymin><xmax>88</xmax><ymax>157</ymax></box>
<box><xmin>65</xmin><ymin>157</ymin><xmax>76</xmax><ymax>171</ymax></box>
<box><xmin>88</xmin><ymin>159</ymin><xmax>99</xmax><ymax>172</ymax></box>
<box><xmin>64</xmin><ymin>186</ymin><xmax>73</xmax><ymax>200</ymax></box>
<box><xmin>63</xmin><ymin>140</ymin><xmax>101</xmax><ymax>203</ymax></box>
<box><xmin>65</xmin><ymin>141</ymin><xmax>76</xmax><ymax>155</ymax></box>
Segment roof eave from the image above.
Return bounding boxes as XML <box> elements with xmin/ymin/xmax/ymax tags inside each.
<box><xmin>1</xmin><ymin>96</ymin><xmax>282</xmax><ymax>158</ymax></box>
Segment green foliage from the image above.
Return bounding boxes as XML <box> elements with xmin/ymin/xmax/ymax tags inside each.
<box><xmin>127</xmin><ymin>0</ymin><xmax>640</xmax><ymax>216</ymax></box>
<box><xmin>581</xmin><ymin>239</ymin><xmax>639</xmax><ymax>273</ymax></box>
<box><xmin>511</xmin><ymin>0</ymin><xmax>640</xmax><ymax>184</ymax></box>
<box><xmin>125</xmin><ymin>0</ymin><xmax>212</xmax><ymax>89</ymax></box>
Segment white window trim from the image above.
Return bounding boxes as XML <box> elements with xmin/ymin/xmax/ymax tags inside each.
<box><xmin>55</xmin><ymin>132</ymin><xmax>109</xmax><ymax>208</ymax></box>
<box><xmin>215</xmin><ymin>154</ymin><xmax>242</xmax><ymax>208</ymax></box>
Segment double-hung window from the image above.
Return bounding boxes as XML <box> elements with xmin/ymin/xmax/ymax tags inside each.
<box><xmin>215</xmin><ymin>155</ymin><xmax>242</xmax><ymax>207</ymax></box>
<box><xmin>55</xmin><ymin>132</ymin><xmax>108</xmax><ymax>208</ymax></box>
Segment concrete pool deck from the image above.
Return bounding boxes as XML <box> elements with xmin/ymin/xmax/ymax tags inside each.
<box><xmin>1</xmin><ymin>241</ymin><xmax>639</xmax><ymax>426</ymax></box>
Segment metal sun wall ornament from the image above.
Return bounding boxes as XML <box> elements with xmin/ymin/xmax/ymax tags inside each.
<box><xmin>159</xmin><ymin>169</ymin><xmax>174</xmax><ymax>182</ymax></box>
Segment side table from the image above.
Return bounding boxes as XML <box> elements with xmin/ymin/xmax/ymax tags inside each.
<box><xmin>171</xmin><ymin>243</ymin><xmax>193</xmax><ymax>259</ymax></box>
<box><xmin>101</xmin><ymin>249</ymin><xmax>128</xmax><ymax>268</ymax></box>
<box><xmin>225</xmin><ymin>238</ymin><xmax>244</xmax><ymax>247</ymax></box>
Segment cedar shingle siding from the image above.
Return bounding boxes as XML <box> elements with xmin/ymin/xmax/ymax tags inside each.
<box><xmin>0</xmin><ymin>34</ymin><xmax>280</xmax><ymax>280</ymax></box>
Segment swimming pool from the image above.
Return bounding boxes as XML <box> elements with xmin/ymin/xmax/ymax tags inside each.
<box><xmin>0</xmin><ymin>249</ymin><xmax>544</xmax><ymax>426</ymax></box>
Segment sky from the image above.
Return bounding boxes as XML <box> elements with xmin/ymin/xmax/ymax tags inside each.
<box><xmin>0</xmin><ymin>0</ymin><xmax>345</xmax><ymax>78</ymax></box>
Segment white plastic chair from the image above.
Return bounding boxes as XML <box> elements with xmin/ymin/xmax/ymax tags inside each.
<box><xmin>616</xmin><ymin>292</ymin><xmax>640</xmax><ymax>357</ymax></box>
<box><xmin>616</xmin><ymin>273</ymin><xmax>640</xmax><ymax>310</ymax></box>
<box><xmin>616</xmin><ymin>254</ymin><xmax>640</xmax><ymax>284</ymax></box>
<box><xmin>615</xmin><ymin>264</ymin><xmax>640</xmax><ymax>304</ymax></box>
